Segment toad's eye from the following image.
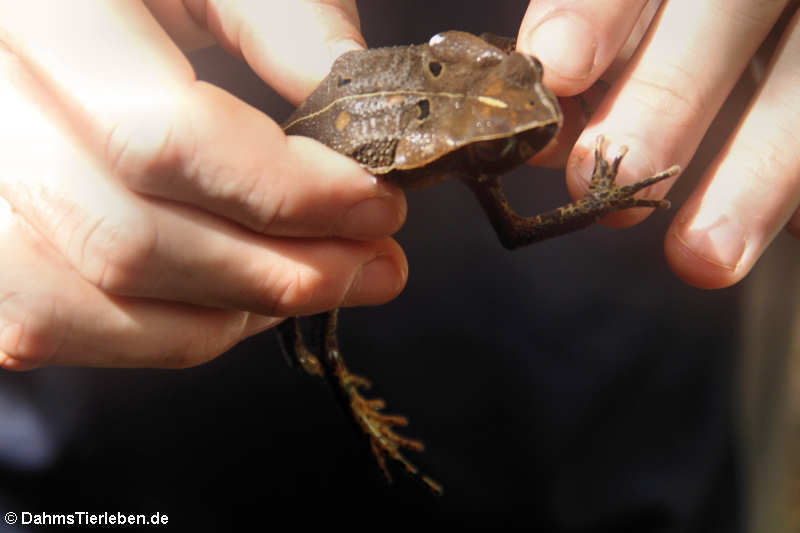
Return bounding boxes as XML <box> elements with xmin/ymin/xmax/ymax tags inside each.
<box><xmin>428</xmin><ymin>61</ymin><xmax>443</xmax><ymax>77</ymax></box>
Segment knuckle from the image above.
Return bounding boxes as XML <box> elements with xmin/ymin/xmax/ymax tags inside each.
<box><xmin>628</xmin><ymin>62</ymin><xmax>706</xmax><ymax>129</ymax></box>
<box><xmin>105</xmin><ymin>100</ymin><xmax>185</xmax><ymax>194</ymax></box>
<box><xmin>178</xmin><ymin>141</ymin><xmax>289</xmax><ymax>234</ymax></box>
<box><xmin>188</xmin><ymin>163</ymin><xmax>282</xmax><ymax>233</ymax></box>
<box><xmin>262</xmin><ymin>266</ymin><xmax>327</xmax><ymax>316</ymax></box>
<box><xmin>244</xmin><ymin>173</ymin><xmax>284</xmax><ymax>233</ymax></box>
<box><xmin>0</xmin><ymin>293</ymin><xmax>66</xmax><ymax>368</ymax></box>
<box><xmin>78</xmin><ymin>212</ymin><xmax>158</xmax><ymax>294</ymax></box>
<box><xmin>104</xmin><ymin>90</ymin><xmax>286</xmax><ymax>234</ymax></box>
<box><xmin>726</xmin><ymin>0</ymin><xmax>786</xmax><ymax>28</ymax></box>
<box><xmin>736</xmin><ymin>141</ymin><xmax>783</xmax><ymax>190</ymax></box>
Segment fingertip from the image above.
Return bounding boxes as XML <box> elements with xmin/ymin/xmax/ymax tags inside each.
<box><xmin>342</xmin><ymin>238</ymin><xmax>408</xmax><ymax>307</ymax></box>
<box><xmin>0</xmin><ymin>323</ymin><xmax>45</xmax><ymax>370</ymax></box>
<box><xmin>0</xmin><ymin>351</ymin><xmax>39</xmax><ymax>372</ymax></box>
<box><xmin>285</xmin><ymin>135</ymin><xmax>407</xmax><ymax>239</ymax></box>
<box><xmin>286</xmin><ymin>38</ymin><xmax>365</xmax><ymax>101</ymax></box>
<box><xmin>243</xmin><ymin>315</ymin><xmax>284</xmax><ymax>338</ymax></box>
<box><xmin>228</xmin><ymin>1</ymin><xmax>366</xmax><ymax>103</ymax></box>
<box><xmin>337</xmin><ymin>190</ymin><xmax>408</xmax><ymax>239</ymax></box>
<box><xmin>664</xmin><ymin>218</ymin><xmax>746</xmax><ymax>290</ymax></box>
<box><xmin>520</xmin><ymin>12</ymin><xmax>597</xmax><ymax>93</ymax></box>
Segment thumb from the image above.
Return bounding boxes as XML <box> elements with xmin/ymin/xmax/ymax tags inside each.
<box><xmin>198</xmin><ymin>0</ymin><xmax>364</xmax><ymax>103</ymax></box>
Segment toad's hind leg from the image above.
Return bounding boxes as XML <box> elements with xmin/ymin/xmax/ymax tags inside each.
<box><xmin>464</xmin><ymin>135</ymin><xmax>680</xmax><ymax>250</ymax></box>
<box><xmin>277</xmin><ymin>310</ymin><xmax>442</xmax><ymax>495</ymax></box>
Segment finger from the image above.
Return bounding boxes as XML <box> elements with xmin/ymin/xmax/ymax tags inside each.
<box><xmin>0</xmin><ymin>51</ymin><xmax>407</xmax><ymax>316</ymax></box>
<box><xmin>2</xmin><ymin>113</ymin><xmax>408</xmax><ymax>316</ymax></box>
<box><xmin>142</xmin><ymin>0</ymin><xmax>216</xmax><ymax>51</ymax></box>
<box><xmin>665</xmin><ymin>9</ymin><xmax>800</xmax><ymax>289</ymax></box>
<box><xmin>197</xmin><ymin>0</ymin><xmax>364</xmax><ymax>103</ymax></box>
<box><xmin>0</xmin><ymin>196</ymin><xmax>278</xmax><ymax>371</ymax></box>
<box><xmin>528</xmin><ymin>92</ymin><xmax>605</xmax><ymax>169</ymax></box>
<box><xmin>0</xmin><ymin>1</ymin><xmax>404</xmax><ymax>240</ymax></box>
<box><xmin>0</xmin><ymin>0</ymin><xmax>195</xmax><ymax>129</ymax></box>
<box><xmin>113</xmin><ymin>82</ymin><xmax>407</xmax><ymax>240</ymax></box>
<box><xmin>565</xmin><ymin>0</ymin><xmax>789</xmax><ymax>228</ymax></box>
<box><xmin>97</xmin><ymin>198</ymin><xmax>409</xmax><ymax>315</ymax></box>
<box><xmin>517</xmin><ymin>0</ymin><xmax>654</xmax><ymax>95</ymax></box>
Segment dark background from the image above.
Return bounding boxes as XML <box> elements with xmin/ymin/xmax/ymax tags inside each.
<box><xmin>2</xmin><ymin>1</ymin><xmax>745</xmax><ymax>531</ymax></box>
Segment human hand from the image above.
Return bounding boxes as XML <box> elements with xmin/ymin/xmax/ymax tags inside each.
<box><xmin>518</xmin><ymin>0</ymin><xmax>799</xmax><ymax>288</ymax></box>
<box><xmin>0</xmin><ymin>0</ymin><xmax>407</xmax><ymax>370</ymax></box>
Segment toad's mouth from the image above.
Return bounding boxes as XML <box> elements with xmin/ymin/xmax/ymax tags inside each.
<box><xmin>466</xmin><ymin>120</ymin><xmax>560</xmax><ymax>174</ymax></box>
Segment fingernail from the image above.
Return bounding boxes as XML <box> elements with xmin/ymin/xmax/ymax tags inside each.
<box><xmin>675</xmin><ymin>213</ymin><xmax>746</xmax><ymax>270</ymax></box>
<box><xmin>525</xmin><ymin>14</ymin><xmax>596</xmax><ymax>80</ymax></box>
<box><xmin>344</xmin><ymin>254</ymin><xmax>406</xmax><ymax>305</ymax></box>
<box><xmin>339</xmin><ymin>195</ymin><xmax>404</xmax><ymax>238</ymax></box>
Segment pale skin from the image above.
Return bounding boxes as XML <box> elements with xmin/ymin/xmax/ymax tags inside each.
<box><xmin>0</xmin><ymin>0</ymin><xmax>797</xmax><ymax>371</ymax></box>
<box><xmin>0</xmin><ymin>0</ymin><xmax>405</xmax><ymax>370</ymax></box>
<box><xmin>519</xmin><ymin>0</ymin><xmax>800</xmax><ymax>289</ymax></box>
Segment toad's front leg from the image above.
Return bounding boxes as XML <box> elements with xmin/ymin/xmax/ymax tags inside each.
<box><xmin>463</xmin><ymin>135</ymin><xmax>680</xmax><ymax>249</ymax></box>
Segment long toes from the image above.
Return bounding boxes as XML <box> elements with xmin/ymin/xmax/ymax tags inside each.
<box><xmin>631</xmin><ymin>198</ymin><xmax>671</xmax><ymax>209</ymax></box>
<box><xmin>370</xmin><ymin>439</ymin><xmax>393</xmax><ymax>482</ymax></box>
<box><xmin>370</xmin><ymin>413</ymin><xmax>410</xmax><ymax>427</ymax></box>
<box><xmin>610</xmin><ymin>145</ymin><xmax>629</xmax><ymax>175</ymax></box>
<box><xmin>627</xmin><ymin>165</ymin><xmax>681</xmax><ymax>192</ymax></box>
<box><xmin>345</xmin><ymin>374</ymin><xmax>373</xmax><ymax>389</ymax></box>
<box><xmin>391</xmin><ymin>436</ymin><xmax>425</xmax><ymax>452</ymax></box>
<box><xmin>594</xmin><ymin>134</ymin><xmax>606</xmax><ymax>158</ymax></box>
<box><xmin>362</xmin><ymin>398</ymin><xmax>385</xmax><ymax>411</ymax></box>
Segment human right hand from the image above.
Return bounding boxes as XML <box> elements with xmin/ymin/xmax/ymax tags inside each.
<box><xmin>0</xmin><ymin>0</ymin><xmax>407</xmax><ymax>371</ymax></box>
<box><xmin>519</xmin><ymin>0</ymin><xmax>799</xmax><ymax>289</ymax></box>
